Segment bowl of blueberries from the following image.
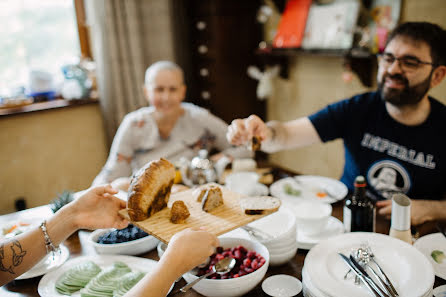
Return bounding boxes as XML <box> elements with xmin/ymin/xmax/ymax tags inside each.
<box><xmin>88</xmin><ymin>224</ymin><xmax>160</xmax><ymax>256</ymax></box>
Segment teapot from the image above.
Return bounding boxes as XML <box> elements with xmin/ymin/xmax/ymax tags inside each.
<box><xmin>179</xmin><ymin>149</ymin><xmax>230</xmax><ymax>186</ymax></box>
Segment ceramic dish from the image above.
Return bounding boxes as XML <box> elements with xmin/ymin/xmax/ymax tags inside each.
<box><xmin>414</xmin><ymin>233</ymin><xmax>446</xmax><ymax>280</ymax></box>
<box><xmin>270</xmin><ymin>175</ymin><xmax>348</xmax><ymax>204</ymax></box>
<box><xmin>17</xmin><ymin>245</ymin><xmax>70</xmax><ymax>280</ymax></box>
<box><xmin>38</xmin><ymin>255</ymin><xmax>162</xmax><ymax>297</ymax></box>
<box><xmin>262</xmin><ymin>274</ymin><xmax>302</xmax><ymax>297</ymax></box>
<box><xmin>88</xmin><ymin>228</ymin><xmax>159</xmax><ymax>256</ymax></box>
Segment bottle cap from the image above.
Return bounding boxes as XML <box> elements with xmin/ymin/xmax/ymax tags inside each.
<box><xmin>354</xmin><ymin>175</ymin><xmax>366</xmax><ymax>187</ymax></box>
<box><xmin>391</xmin><ymin>193</ymin><xmax>411</xmax><ymax>231</ymax></box>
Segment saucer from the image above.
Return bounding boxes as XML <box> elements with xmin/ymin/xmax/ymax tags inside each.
<box><xmin>262</xmin><ymin>274</ymin><xmax>302</xmax><ymax>297</ymax></box>
<box><xmin>296</xmin><ymin>216</ymin><xmax>344</xmax><ymax>250</ymax></box>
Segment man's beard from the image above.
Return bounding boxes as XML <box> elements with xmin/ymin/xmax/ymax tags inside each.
<box><xmin>378</xmin><ymin>72</ymin><xmax>432</xmax><ymax>106</ymax></box>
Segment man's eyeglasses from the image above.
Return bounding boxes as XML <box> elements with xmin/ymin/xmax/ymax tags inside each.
<box><xmin>377</xmin><ymin>53</ymin><xmax>436</xmax><ymax>72</ymax></box>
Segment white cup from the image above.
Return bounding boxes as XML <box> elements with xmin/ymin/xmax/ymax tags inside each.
<box><xmin>391</xmin><ymin>193</ymin><xmax>411</xmax><ymax>231</ymax></box>
<box><xmin>225</xmin><ymin>172</ymin><xmax>259</xmax><ymax>196</ymax></box>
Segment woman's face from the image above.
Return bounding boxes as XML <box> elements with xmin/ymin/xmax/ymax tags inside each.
<box><xmin>145</xmin><ymin>69</ymin><xmax>186</xmax><ymax>115</ymax></box>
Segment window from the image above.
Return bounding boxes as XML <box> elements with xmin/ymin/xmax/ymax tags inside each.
<box><xmin>0</xmin><ymin>0</ymin><xmax>90</xmax><ymax>98</ymax></box>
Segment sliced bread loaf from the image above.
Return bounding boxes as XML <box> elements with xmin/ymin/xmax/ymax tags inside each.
<box><xmin>127</xmin><ymin>158</ymin><xmax>175</xmax><ymax>221</ymax></box>
<box><xmin>240</xmin><ymin>196</ymin><xmax>281</xmax><ymax>215</ymax></box>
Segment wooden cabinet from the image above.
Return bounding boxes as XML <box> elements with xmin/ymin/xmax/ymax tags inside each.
<box><xmin>173</xmin><ymin>0</ymin><xmax>265</xmax><ymax>124</ymax></box>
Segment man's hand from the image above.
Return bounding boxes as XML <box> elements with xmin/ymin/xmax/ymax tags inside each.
<box><xmin>377</xmin><ymin>199</ymin><xmax>441</xmax><ymax>226</ymax></box>
<box><xmin>226</xmin><ymin>115</ymin><xmax>269</xmax><ymax>146</ymax></box>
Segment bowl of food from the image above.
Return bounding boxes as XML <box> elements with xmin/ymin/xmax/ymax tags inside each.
<box><xmin>88</xmin><ymin>224</ymin><xmax>159</xmax><ymax>256</ymax></box>
<box><xmin>291</xmin><ymin>200</ymin><xmax>332</xmax><ymax>235</ymax></box>
<box><xmin>183</xmin><ymin>237</ymin><xmax>269</xmax><ymax>297</ymax></box>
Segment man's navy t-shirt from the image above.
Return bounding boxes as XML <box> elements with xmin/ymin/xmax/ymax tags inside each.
<box><xmin>309</xmin><ymin>91</ymin><xmax>446</xmax><ymax>201</ymax></box>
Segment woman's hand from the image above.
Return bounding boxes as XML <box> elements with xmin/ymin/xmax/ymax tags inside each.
<box><xmin>226</xmin><ymin>115</ymin><xmax>269</xmax><ymax>146</ymax></box>
<box><xmin>67</xmin><ymin>185</ymin><xmax>128</xmax><ymax>230</ymax></box>
<box><xmin>162</xmin><ymin>228</ymin><xmax>219</xmax><ymax>275</ymax></box>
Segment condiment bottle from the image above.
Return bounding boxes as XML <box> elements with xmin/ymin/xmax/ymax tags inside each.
<box><xmin>389</xmin><ymin>193</ymin><xmax>412</xmax><ymax>244</ymax></box>
<box><xmin>343</xmin><ymin>175</ymin><xmax>376</xmax><ymax>232</ymax></box>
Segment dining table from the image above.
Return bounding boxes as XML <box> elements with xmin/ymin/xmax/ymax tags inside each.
<box><xmin>1</xmin><ymin>164</ymin><xmax>445</xmax><ymax>297</ymax></box>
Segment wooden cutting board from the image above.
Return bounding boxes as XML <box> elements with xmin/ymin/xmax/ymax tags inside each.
<box><xmin>119</xmin><ymin>184</ymin><xmax>277</xmax><ymax>244</ymax></box>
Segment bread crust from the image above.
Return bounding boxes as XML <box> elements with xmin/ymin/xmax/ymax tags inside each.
<box><xmin>240</xmin><ymin>196</ymin><xmax>281</xmax><ymax>215</ymax></box>
<box><xmin>127</xmin><ymin>158</ymin><xmax>175</xmax><ymax>221</ymax></box>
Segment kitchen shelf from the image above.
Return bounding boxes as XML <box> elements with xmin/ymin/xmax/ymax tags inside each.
<box><xmin>255</xmin><ymin>46</ymin><xmax>376</xmax><ymax>87</ymax></box>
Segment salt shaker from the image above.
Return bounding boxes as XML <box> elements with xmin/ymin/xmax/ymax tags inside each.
<box><xmin>389</xmin><ymin>193</ymin><xmax>412</xmax><ymax>244</ymax></box>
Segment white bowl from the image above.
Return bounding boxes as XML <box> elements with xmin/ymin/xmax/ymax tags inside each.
<box><xmin>89</xmin><ymin>228</ymin><xmax>159</xmax><ymax>256</ymax></box>
<box><xmin>291</xmin><ymin>200</ymin><xmax>332</xmax><ymax>235</ymax></box>
<box><xmin>157</xmin><ymin>241</ymin><xmax>167</xmax><ymax>258</ymax></box>
<box><xmin>225</xmin><ymin>172</ymin><xmax>260</xmax><ymax>196</ymax></box>
<box><xmin>262</xmin><ymin>274</ymin><xmax>302</xmax><ymax>297</ymax></box>
<box><xmin>269</xmin><ymin>244</ymin><xmax>298</xmax><ymax>266</ymax></box>
<box><xmin>248</xmin><ymin>208</ymin><xmax>297</xmax><ymax>245</ymax></box>
<box><xmin>267</xmin><ymin>241</ymin><xmax>299</xmax><ymax>255</ymax></box>
<box><xmin>183</xmin><ymin>237</ymin><xmax>269</xmax><ymax>297</ymax></box>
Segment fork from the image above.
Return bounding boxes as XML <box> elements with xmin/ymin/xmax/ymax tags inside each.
<box><xmin>366</xmin><ymin>248</ymin><xmax>399</xmax><ymax>296</ymax></box>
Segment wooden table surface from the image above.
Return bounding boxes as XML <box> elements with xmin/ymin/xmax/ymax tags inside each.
<box><xmin>1</xmin><ymin>169</ymin><xmax>445</xmax><ymax>297</ymax></box>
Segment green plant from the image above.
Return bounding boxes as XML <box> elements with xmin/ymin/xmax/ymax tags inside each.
<box><xmin>51</xmin><ymin>191</ymin><xmax>74</xmax><ymax>213</ymax></box>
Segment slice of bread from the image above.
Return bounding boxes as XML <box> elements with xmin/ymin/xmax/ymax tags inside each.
<box><xmin>201</xmin><ymin>186</ymin><xmax>224</xmax><ymax>212</ymax></box>
<box><xmin>194</xmin><ymin>185</ymin><xmax>221</xmax><ymax>202</ymax></box>
<box><xmin>127</xmin><ymin>158</ymin><xmax>175</xmax><ymax>221</ymax></box>
<box><xmin>170</xmin><ymin>200</ymin><xmax>190</xmax><ymax>224</ymax></box>
<box><xmin>240</xmin><ymin>196</ymin><xmax>281</xmax><ymax>215</ymax></box>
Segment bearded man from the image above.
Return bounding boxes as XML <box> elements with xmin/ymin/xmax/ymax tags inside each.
<box><xmin>227</xmin><ymin>22</ymin><xmax>446</xmax><ymax>226</ymax></box>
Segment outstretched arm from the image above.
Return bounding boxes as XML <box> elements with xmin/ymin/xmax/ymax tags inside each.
<box><xmin>0</xmin><ymin>185</ymin><xmax>128</xmax><ymax>286</ymax></box>
<box><xmin>227</xmin><ymin>114</ymin><xmax>321</xmax><ymax>153</ymax></box>
<box><xmin>377</xmin><ymin>197</ymin><xmax>446</xmax><ymax>226</ymax></box>
<box><xmin>124</xmin><ymin>228</ymin><xmax>219</xmax><ymax>297</ymax></box>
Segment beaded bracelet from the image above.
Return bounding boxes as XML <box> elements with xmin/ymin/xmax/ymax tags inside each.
<box><xmin>40</xmin><ymin>221</ymin><xmax>60</xmax><ymax>259</ymax></box>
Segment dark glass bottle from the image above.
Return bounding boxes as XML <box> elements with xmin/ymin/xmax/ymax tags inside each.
<box><xmin>343</xmin><ymin>176</ymin><xmax>375</xmax><ymax>232</ymax></box>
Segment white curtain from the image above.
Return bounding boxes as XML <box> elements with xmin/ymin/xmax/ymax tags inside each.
<box><xmin>84</xmin><ymin>0</ymin><xmax>176</xmax><ymax>144</ymax></box>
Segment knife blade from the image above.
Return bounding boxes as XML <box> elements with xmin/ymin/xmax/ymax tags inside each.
<box><xmin>338</xmin><ymin>253</ymin><xmax>382</xmax><ymax>297</ymax></box>
<box><xmin>349</xmin><ymin>255</ymin><xmax>391</xmax><ymax>297</ymax></box>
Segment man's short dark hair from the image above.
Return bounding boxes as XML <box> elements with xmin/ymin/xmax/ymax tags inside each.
<box><xmin>386</xmin><ymin>22</ymin><xmax>446</xmax><ymax>66</ymax></box>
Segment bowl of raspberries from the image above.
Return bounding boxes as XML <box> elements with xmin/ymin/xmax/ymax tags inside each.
<box><xmin>183</xmin><ymin>237</ymin><xmax>269</xmax><ymax>297</ymax></box>
<box><xmin>88</xmin><ymin>224</ymin><xmax>159</xmax><ymax>256</ymax></box>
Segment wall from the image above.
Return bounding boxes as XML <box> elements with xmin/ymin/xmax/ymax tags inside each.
<box><xmin>267</xmin><ymin>0</ymin><xmax>446</xmax><ymax>179</ymax></box>
<box><xmin>0</xmin><ymin>104</ymin><xmax>108</xmax><ymax>214</ymax></box>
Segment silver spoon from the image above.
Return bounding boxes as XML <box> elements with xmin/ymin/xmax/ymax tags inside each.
<box><xmin>180</xmin><ymin>257</ymin><xmax>236</xmax><ymax>292</ymax></box>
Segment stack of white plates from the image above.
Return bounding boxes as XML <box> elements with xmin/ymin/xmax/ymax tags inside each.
<box><xmin>246</xmin><ymin>208</ymin><xmax>298</xmax><ymax>266</ymax></box>
<box><xmin>302</xmin><ymin>232</ymin><xmax>434</xmax><ymax>297</ymax></box>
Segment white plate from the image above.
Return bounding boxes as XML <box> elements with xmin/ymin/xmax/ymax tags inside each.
<box><xmin>414</xmin><ymin>233</ymin><xmax>446</xmax><ymax>280</ymax></box>
<box><xmin>305</xmin><ymin>232</ymin><xmax>434</xmax><ymax>297</ymax></box>
<box><xmin>38</xmin><ymin>254</ymin><xmax>158</xmax><ymax>297</ymax></box>
<box><xmin>303</xmin><ymin>267</ymin><xmax>434</xmax><ymax>297</ymax></box>
<box><xmin>270</xmin><ymin>175</ymin><xmax>348</xmax><ymax>205</ymax></box>
<box><xmin>262</xmin><ymin>274</ymin><xmax>302</xmax><ymax>297</ymax></box>
<box><xmin>434</xmin><ymin>285</ymin><xmax>446</xmax><ymax>297</ymax></box>
<box><xmin>296</xmin><ymin>217</ymin><xmax>344</xmax><ymax>250</ymax></box>
<box><xmin>17</xmin><ymin>245</ymin><xmax>70</xmax><ymax>280</ymax></box>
